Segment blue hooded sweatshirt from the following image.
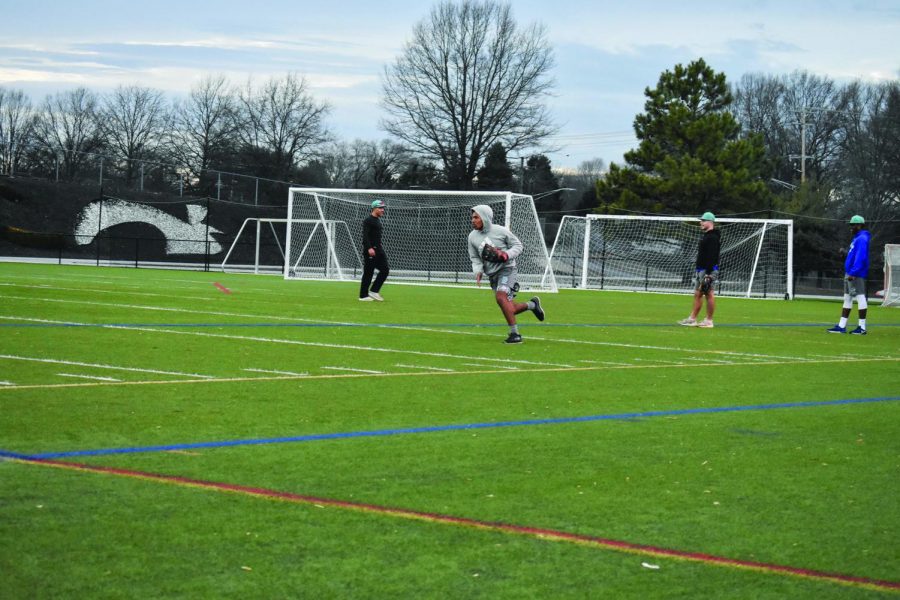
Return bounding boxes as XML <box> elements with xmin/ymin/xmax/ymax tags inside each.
<box><xmin>844</xmin><ymin>229</ymin><xmax>870</xmax><ymax>278</ymax></box>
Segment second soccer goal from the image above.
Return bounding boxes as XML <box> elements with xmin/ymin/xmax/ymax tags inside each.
<box><xmin>549</xmin><ymin>214</ymin><xmax>794</xmax><ymax>299</ymax></box>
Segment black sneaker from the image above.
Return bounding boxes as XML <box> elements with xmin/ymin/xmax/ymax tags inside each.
<box><xmin>504</xmin><ymin>332</ymin><xmax>523</xmax><ymax>344</ymax></box>
<box><xmin>530</xmin><ymin>296</ymin><xmax>545</xmax><ymax>322</ymax></box>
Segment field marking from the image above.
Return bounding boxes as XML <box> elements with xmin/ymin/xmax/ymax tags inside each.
<box><xmin>463</xmin><ymin>363</ymin><xmax>519</xmax><ymax>370</ymax></box>
<box><xmin>11</xmin><ymin>456</ymin><xmax>900</xmax><ymax>593</ymax></box>
<box><xmin>394</xmin><ymin>364</ymin><xmax>456</xmax><ymax>372</ymax></box>
<box><xmin>22</xmin><ymin>396</ymin><xmax>900</xmax><ymax>459</ymax></box>
<box><xmin>243</xmin><ymin>368</ymin><xmax>308</xmax><ymax>377</ymax></box>
<box><xmin>321</xmin><ymin>366</ymin><xmax>385</xmax><ymax>374</ymax></box>
<box><xmin>0</xmin><ymin>353</ymin><xmax>216</xmax><ymax>379</ymax></box>
<box><xmin>0</xmin><ymin>293</ymin><xmax>854</xmax><ymax>364</ymax></box>
<box><xmin>57</xmin><ymin>373</ymin><xmax>122</xmax><ymax>382</ymax></box>
<box><xmin>0</xmin><ymin>282</ymin><xmax>214</xmax><ymax>302</ymax></box>
<box><xmin>0</xmin><ymin>381</ymin><xmax>13</xmax><ymax>386</ymax></box>
<box><xmin>0</xmin><ymin>356</ymin><xmax>897</xmax><ymax>393</ymax></box>
<box><xmin>0</xmin><ymin>314</ymin><xmax>574</xmax><ymax>369</ymax></box>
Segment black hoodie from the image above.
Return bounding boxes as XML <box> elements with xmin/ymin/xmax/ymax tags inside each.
<box><xmin>696</xmin><ymin>228</ymin><xmax>721</xmax><ymax>273</ymax></box>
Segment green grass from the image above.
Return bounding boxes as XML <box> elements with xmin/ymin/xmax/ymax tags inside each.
<box><xmin>1</xmin><ymin>262</ymin><xmax>898</xmax><ymax>598</ymax></box>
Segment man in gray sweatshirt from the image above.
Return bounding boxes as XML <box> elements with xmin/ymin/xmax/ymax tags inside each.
<box><xmin>467</xmin><ymin>204</ymin><xmax>544</xmax><ymax>344</ymax></box>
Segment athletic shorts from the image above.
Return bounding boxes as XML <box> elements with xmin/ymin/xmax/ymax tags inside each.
<box><xmin>692</xmin><ymin>270</ymin><xmax>717</xmax><ymax>291</ymax></box>
<box><xmin>844</xmin><ymin>276</ymin><xmax>866</xmax><ymax>297</ymax></box>
<box><xmin>489</xmin><ymin>266</ymin><xmax>519</xmax><ymax>301</ymax></box>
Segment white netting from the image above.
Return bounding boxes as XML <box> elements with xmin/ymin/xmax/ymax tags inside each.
<box><xmin>549</xmin><ymin>215</ymin><xmax>794</xmax><ymax>298</ymax></box>
<box><xmin>285</xmin><ymin>188</ymin><xmax>557</xmax><ymax>291</ymax></box>
<box><xmin>883</xmin><ymin>244</ymin><xmax>900</xmax><ymax>307</ymax></box>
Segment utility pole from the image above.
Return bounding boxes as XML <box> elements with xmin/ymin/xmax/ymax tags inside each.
<box><xmin>800</xmin><ymin>107</ymin><xmax>807</xmax><ymax>184</ymax></box>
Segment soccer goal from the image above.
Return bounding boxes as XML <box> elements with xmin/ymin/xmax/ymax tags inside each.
<box><xmin>286</xmin><ymin>188</ymin><xmax>558</xmax><ymax>292</ymax></box>
<box><xmin>221</xmin><ymin>218</ymin><xmax>357</xmax><ymax>275</ymax></box>
<box><xmin>882</xmin><ymin>244</ymin><xmax>900</xmax><ymax>307</ymax></box>
<box><xmin>548</xmin><ymin>214</ymin><xmax>794</xmax><ymax>299</ymax></box>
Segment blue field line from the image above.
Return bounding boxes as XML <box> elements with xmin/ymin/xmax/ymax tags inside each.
<box><xmin>17</xmin><ymin>395</ymin><xmax>900</xmax><ymax>460</ymax></box>
<box><xmin>1</xmin><ymin>321</ymin><xmax>897</xmax><ymax>329</ymax></box>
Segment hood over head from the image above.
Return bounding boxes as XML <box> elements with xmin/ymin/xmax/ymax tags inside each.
<box><xmin>471</xmin><ymin>204</ymin><xmax>494</xmax><ymax>231</ymax></box>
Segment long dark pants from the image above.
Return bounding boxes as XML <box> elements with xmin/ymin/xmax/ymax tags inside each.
<box><xmin>360</xmin><ymin>252</ymin><xmax>390</xmax><ymax>298</ymax></box>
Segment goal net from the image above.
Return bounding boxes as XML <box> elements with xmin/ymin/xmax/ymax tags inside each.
<box><xmin>548</xmin><ymin>214</ymin><xmax>794</xmax><ymax>298</ymax></box>
<box><xmin>883</xmin><ymin>244</ymin><xmax>900</xmax><ymax>307</ymax></box>
<box><xmin>285</xmin><ymin>188</ymin><xmax>558</xmax><ymax>291</ymax></box>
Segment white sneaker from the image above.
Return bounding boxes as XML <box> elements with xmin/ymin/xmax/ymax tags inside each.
<box><xmin>358</xmin><ymin>296</ymin><xmax>374</xmax><ymax>302</ymax></box>
<box><xmin>678</xmin><ymin>317</ymin><xmax>697</xmax><ymax>326</ymax></box>
<box><xmin>697</xmin><ymin>318</ymin><xmax>714</xmax><ymax>328</ymax></box>
<box><xmin>368</xmin><ymin>292</ymin><xmax>384</xmax><ymax>301</ymax></box>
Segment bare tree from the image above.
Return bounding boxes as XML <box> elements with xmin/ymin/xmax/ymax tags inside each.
<box><xmin>169</xmin><ymin>75</ymin><xmax>240</xmax><ymax>191</ymax></box>
<box><xmin>31</xmin><ymin>87</ymin><xmax>103</xmax><ymax>179</ymax></box>
<box><xmin>835</xmin><ymin>81</ymin><xmax>900</xmax><ymax>244</ymax></box>
<box><xmin>99</xmin><ymin>85</ymin><xmax>171</xmax><ymax>184</ymax></box>
<box><xmin>381</xmin><ymin>0</ymin><xmax>557</xmax><ymax>189</ymax></box>
<box><xmin>0</xmin><ymin>87</ymin><xmax>36</xmax><ymax>175</ymax></box>
<box><xmin>237</xmin><ymin>73</ymin><xmax>331</xmax><ymax>180</ymax></box>
<box><xmin>732</xmin><ymin>71</ymin><xmax>848</xmax><ymax>185</ymax></box>
<box><xmin>322</xmin><ymin>139</ymin><xmax>411</xmax><ymax>188</ymax></box>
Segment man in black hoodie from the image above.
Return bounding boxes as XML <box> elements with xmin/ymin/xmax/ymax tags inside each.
<box><xmin>359</xmin><ymin>199</ymin><xmax>389</xmax><ymax>301</ymax></box>
<box><xmin>679</xmin><ymin>212</ymin><xmax>720</xmax><ymax>328</ymax></box>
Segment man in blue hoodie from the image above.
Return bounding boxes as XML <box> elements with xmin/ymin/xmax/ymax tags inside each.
<box><xmin>467</xmin><ymin>204</ymin><xmax>544</xmax><ymax>344</ymax></box>
<box><xmin>827</xmin><ymin>215</ymin><xmax>871</xmax><ymax>335</ymax></box>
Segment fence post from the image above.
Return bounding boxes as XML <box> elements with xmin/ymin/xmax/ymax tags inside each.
<box><xmin>204</xmin><ymin>197</ymin><xmax>211</xmax><ymax>272</ymax></box>
<box><xmin>95</xmin><ymin>197</ymin><xmax>103</xmax><ymax>267</ymax></box>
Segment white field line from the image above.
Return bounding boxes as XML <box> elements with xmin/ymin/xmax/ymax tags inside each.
<box><xmin>1</xmin><ymin>356</ymin><xmax>897</xmax><ymax>392</ymax></box>
<box><xmin>0</xmin><ymin>381</ymin><xmax>13</xmax><ymax>386</ymax></box>
<box><xmin>463</xmin><ymin>363</ymin><xmax>519</xmax><ymax>370</ymax></box>
<box><xmin>0</xmin><ymin>352</ymin><xmax>216</xmax><ymax>379</ymax></box>
<box><xmin>0</xmin><ymin>282</ymin><xmax>213</xmax><ymax>302</ymax></box>
<box><xmin>4</xmin><ymin>293</ymin><xmax>895</xmax><ymax>365</ymax></box>
<box><xmin>242</xmin><ymin>368</ymin><xmax>309</xmax><ymax>377</ymax></box>
<box><xmin>632</xmin><ymin>358</ymin><xmax>688</xmax><ymax>365</ymax></box>
<box><xmin>523</xmin><ymin>332</ymin><xmax>820</xmax><ymax>362</ymax></box>
<box><xmin>394</xmin><ymin>364</ymin><xmax>456</xmax><ymax>372</ymax></box>
<box><xmin>680</xmin><ymin>356</ymin><xmax>737</xmax><ymax>365</ymax></box>
<box><xmin>321</xmin><ymin>366</ymin><xmax>385</xmax><ymax>374</ymax></box>
<box><xmin>57</xmin><ymin>373</ymin><xmax>122</xmax><ymax>382</ymax></box>
<box><xmin>0</xmin><ymin>277</ymin><xmax>313</xmax><ymax>301</ymax></box>
<box><xmin>0</xmin><ymin>314</ymin><xmax>573</xmax><ymax>369</ymax></box>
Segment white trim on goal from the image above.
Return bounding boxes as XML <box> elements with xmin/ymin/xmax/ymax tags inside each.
<box><xmin>883</xmin><ymin>244</ymin><xmax>900</xmax><ymax>307</ymax></box>
<box><xmin>548</xmin><ymin>214</ymin><xmax>794</xmax><ymax>299</ymax></box>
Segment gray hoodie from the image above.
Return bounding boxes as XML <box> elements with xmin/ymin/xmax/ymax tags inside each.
<box><xmin>467</xmin><ymin>204</ymin><xmax>524</xmax><ymax>277</ymax></box>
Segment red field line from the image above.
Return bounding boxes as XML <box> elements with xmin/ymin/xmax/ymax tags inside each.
<box><xmin>15</xmin><ymin>457</ymin><xmax>900</xmax><ymax>593</ymax></box>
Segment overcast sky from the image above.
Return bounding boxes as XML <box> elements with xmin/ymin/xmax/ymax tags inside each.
<box><xmin>2</xmin><ymin>0</ymin><xmax>898</xmax><ymax>170</ymax></box>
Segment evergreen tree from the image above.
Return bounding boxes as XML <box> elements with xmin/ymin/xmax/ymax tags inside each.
<box><xmin>597</xmin><ymin>58</ymin><xmax>772</xmax><ymax>215</ymax></box>
<box><xmin>476</xmin><ymin>143</ymin><xmax>514</xmax><ymax>190</ymax></box>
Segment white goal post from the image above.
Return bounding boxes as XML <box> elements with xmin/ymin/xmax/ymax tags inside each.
<box><xmin>221</xmin><ymin>218</ymin><xmax>358</xmax><ymax>275</ymax></box>
<box><xmin>548</xmin><ymin>214</ymin><xmax>794</xmax><ymax>299</ymax></box>
<box><xmin>285</xmin><ymin>188</ymin><xmax>558</xmax><ymax>291</ymax></box>
<box><xmin>882</xmin><ymin>244</ymin><xmax>900</xmax><ymax>307</ymax></box>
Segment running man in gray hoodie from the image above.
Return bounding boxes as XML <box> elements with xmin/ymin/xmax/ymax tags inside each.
<box><xmin>467</xmin><ymin>204</ymin><xmax>544</xmax><ymax>344</ymax></box>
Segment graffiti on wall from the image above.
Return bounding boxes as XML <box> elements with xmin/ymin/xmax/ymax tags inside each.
<box><xmin>74</xmin><ymin>199</ymin><xmax>223</xmax><ymax>255</ymax></box>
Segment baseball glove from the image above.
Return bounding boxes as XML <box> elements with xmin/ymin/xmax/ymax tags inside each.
<box><xmin>480</xmin><ymin>242</ymin><xmax>509</xmax><ymax>263</ymax></box>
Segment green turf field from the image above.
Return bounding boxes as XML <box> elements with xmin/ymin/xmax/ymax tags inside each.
<box><xmin>1</xmin><ymin>262</ymin><xmax>898</xmax><ymax>598</ymax></box>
